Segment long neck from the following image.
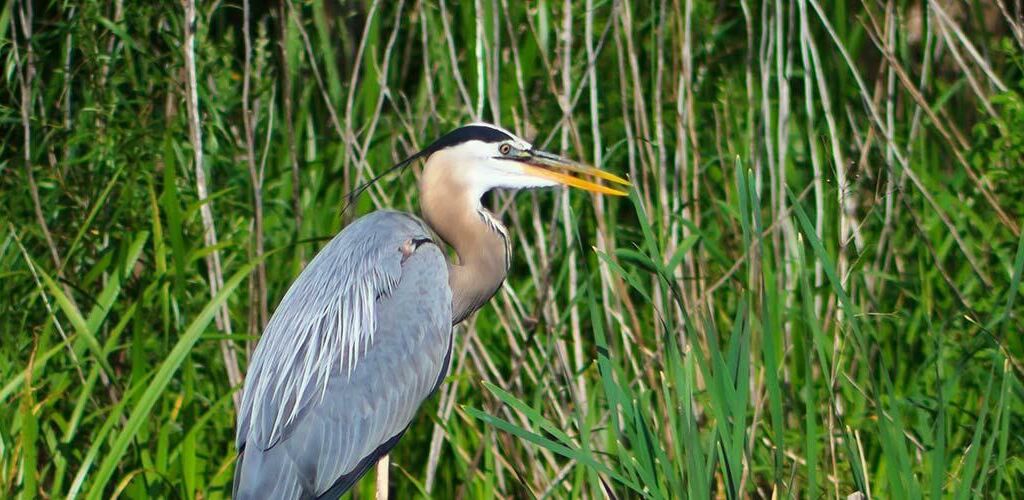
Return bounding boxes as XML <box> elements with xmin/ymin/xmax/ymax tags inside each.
<box><xmin>421</xmin><ymin>174</ymin><xmax>510</xmax><ymax>325</ymax></box>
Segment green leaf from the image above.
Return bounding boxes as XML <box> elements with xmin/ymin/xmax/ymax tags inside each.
<box><xmin>86</xmin><ymin>260</ymin><xmax>255</xmax><ymax>498</ymax></box>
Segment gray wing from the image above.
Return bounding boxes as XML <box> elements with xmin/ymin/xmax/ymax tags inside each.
<box><xmin>234</xmin><ymin>210</ymin><xmax>453</xmax><ymax>499</ymax></box>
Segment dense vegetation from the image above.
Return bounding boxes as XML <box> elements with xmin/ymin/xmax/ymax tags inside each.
<box><xmin>2</xmin><ymin>0</ymin><xmax>1023</xmax><ymax>498</ymax></box>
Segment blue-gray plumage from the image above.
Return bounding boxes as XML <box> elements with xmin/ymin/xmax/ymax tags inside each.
<box><xmin>233</xmin><ymin>123</ymin><xmax>629</xmax><ymax>499</ymax></box>
<box><xmin>234</xmin><ymin>211</ymin><xmax>450</xmax><ymax>499</ymax></box>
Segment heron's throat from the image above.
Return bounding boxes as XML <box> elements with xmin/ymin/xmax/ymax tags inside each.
<box><xmin>421</xmin><ymin>186</ymin><xmax>510</xmax><ymax>325</ymax></box>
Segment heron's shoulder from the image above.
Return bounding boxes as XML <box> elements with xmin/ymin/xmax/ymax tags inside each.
<box><xmin>345</xmin><ymin>210</ymin><xmax>433</xmax><ymax>239</ymax></box>
<box><xmin>350</xmin><ymin>209</ymin><xmax>430</xmax><ymax>232</ymax></box>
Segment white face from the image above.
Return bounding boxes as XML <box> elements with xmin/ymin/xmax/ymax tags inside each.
<box><xmin>420</xmin><ymin>122</ymin><xmax>629</xmax><ymax>203</ymax></box>
<box><xmin>430</xmin><ymin>125</ymin><xmax>559</xmax><ymax>200</ymax></box>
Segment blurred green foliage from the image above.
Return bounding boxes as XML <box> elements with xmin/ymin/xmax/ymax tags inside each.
<box><xmin>2</xmin><ymin>0</ymin><xmax>1023</xmax><ymax>498</ymax></box>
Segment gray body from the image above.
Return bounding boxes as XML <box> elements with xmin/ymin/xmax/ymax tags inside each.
<box><xmin>231</xmin><ymin>123</ymin><xmax>628</xmax><ymax>499</ymax></box>
<box><xmin>234</xmin><ymin>211</ymin><xmax>452</xmax><ymax>499</ymax></box>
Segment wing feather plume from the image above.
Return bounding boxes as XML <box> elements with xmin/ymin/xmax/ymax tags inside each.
<box><xmin>238</xmin><ymin>211</ymin><xmax>432</xmax><ymax>449</ymax></box>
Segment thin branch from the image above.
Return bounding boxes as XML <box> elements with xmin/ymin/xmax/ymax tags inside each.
<box><xmin>994</xmin><ymin>0</ymin><xmax>1024</xmax><ymax>49</ymax></box>
<box><xmin>278</xmin><ymin>0</ymin><xmax>305</xmax><ymax>265</ymax></box>
<box><xmin>243</xmin><ymin>0</ymin><xmax>268</xmax><ymax>332</ymax></box>
<box><xmin>14</xmin><ymin>0</ymin><xmax>64</xmax><ymax>292</ymax></box>
<box><xmin>929</xmin><ymin>0</ymin><xmax>1009</xmax><ymax>93</ymax></box>
<box><xmin>10</xmin><ymin>225</ymin><xmax>85</xmax><ymax>386</ymax></box>
<box><xmin>182</xmin><ymin>0</ymin><xmax>244</xmax><ymax>409</ymax></box>
<box><xmin>858</xmin><ymin>5</ymin><xmax>1019</xmax><ymax>239</ymax></box>
<box><xmin>807</xmin><ymin>0</ymin><xmax>998</xmax><ymax>287</ymax></box>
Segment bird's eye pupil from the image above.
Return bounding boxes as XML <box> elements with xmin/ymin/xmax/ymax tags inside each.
<box><xmin>499</xmin><ymin>144</ymin><xmax>511</xmax><ymax>155</ymax></box>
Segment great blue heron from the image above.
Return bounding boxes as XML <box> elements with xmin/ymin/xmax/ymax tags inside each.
<box><xmin>233</xmin><ymin>123</ymin><xmax>629</xmax><ymax>499</ymax></box>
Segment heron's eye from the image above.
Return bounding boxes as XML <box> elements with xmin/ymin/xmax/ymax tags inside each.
<box><xmin>499</xmin><ymin>143</ymin><xmax>512</xmax><ymax>155</ymax></box>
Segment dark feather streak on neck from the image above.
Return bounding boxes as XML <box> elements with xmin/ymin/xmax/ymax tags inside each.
<box><xmin>476</xmin><ymin>208</ymin><xmax>511</xmax><ymax>272</ymax></box>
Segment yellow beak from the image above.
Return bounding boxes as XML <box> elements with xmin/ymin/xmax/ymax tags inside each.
<box><xmin>519</xmin><ymin>150</ymin><xmax>631</xmax><ymax>196</ymax></box>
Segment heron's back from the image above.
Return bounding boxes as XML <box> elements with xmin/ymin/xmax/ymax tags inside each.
<box><xmin>233</xmin><ymin>211</ymin><xmax>452</xmax><ymax>499</ymax></box>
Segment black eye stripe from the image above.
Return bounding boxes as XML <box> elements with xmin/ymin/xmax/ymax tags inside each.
<box><xmin>422</xmin><ymin>125</ymin><xmax>515</xmax><ymax>157</ymax></box>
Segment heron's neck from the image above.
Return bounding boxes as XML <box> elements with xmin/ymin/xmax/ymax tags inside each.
<box><xmin>421</xmin><ymin>186</ymin><xmax>509</xmax><ymax>325</ymax></box>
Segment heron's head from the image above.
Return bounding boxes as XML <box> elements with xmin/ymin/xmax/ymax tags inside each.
<box><xmin>419</xmin><ymin>123</ymin><xmax>630</xmax><ymax>201</ymax></box>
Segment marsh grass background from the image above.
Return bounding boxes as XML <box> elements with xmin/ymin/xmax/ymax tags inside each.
<box><xmin>2</xmin><ymin>0</ymin><xmax>1024</xmax><ymax>497</ymax></box>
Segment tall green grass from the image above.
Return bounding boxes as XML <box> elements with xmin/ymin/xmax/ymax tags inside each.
<box><xmin>2</xmin><ymin>0</ymin><xmax>1023</xmax><ymax>498</ymax></box>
